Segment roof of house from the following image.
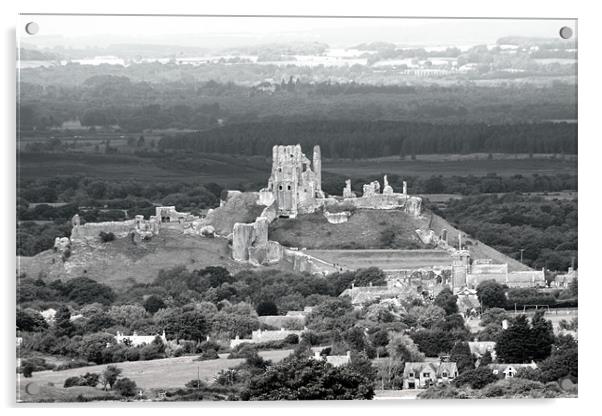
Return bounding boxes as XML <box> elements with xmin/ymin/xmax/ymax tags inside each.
<box><xmin>468</xmin><ymin>341</ymin><xmax>496</xmax><ymax>356</ymax></box>
<box><xmin>403</xmin><ymin>361</ymin><xmax>458</xmax><ymax>377</ymax></box>
<box><xmin>488</xmin><ymin>363</ymin><xmax>537</xmax><ymax>373</ymax></box>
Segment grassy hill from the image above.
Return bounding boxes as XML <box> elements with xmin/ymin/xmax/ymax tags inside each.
<box><xmin>17</xmin><ymin>227</ymin><xmax>282</xmax><ymax>288</ymax></box>
<box><xmin>269</xmin><ymin>208</ymin><xmax>531</xmax><ymax>272</ymax></box>
<box><xmin>269</xmin><ymin>210</ymin><xmax>427</xmax><ymax>250</ymax></box>
<box><xmin>17</xmin><ymin>202</ymin><xmax>531</xmax><ymax>288</ymax></box>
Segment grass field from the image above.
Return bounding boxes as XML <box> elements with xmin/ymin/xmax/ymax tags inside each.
<box><xmin>324</xmin><ymin>157</ymin><xmax>577</xmax><ymax>178</ymax></box>
<box><xmin>19</xmin><ymin>348</ymin><xmax>296</xmax><ymax>401</ymax></box>
<box><xmin>17</xmin><ymin>151</ymin><xmax>577</xmax><ymax>184</ymax></box>
<box><xmin>306</xmin><ymin>249</ymin><xmax>454</xmax><ymax>270</ymax></box>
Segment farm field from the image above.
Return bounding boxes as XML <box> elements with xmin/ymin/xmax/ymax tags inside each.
<box><xmin>17</xmin><ymin>349</ymin><xmax>299</xmax><ymax>402</ymax></box>
<box><xmin>17</xmin><ymin>151</ymin><xmax>577</xmax><ymax>184</ymax></box>
<box><xmin>324</xmin><ymin>157</ymin><xmax>577</xmax><ymax>178</ymax></box>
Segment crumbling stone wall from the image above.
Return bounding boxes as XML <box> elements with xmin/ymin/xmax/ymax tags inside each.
<box><xmin>70</xmin><ymin>215</ymin><xmax>160</xmax><ymax>243</ymax></box>
<box><xmin>323</xmin><ymin>211</ymin><xmax>351</xmax><ymax>224</ymax></box>
<box><xmin>340</xmin><ymin>176</ymin><xmax>422</xmax><ymax>216</ymax></box>
<box><xmin>282</xmin><ymin>248</ymin><xmax>343</xmax><ymax>275</ymax></box>
<box><xmin>232</xmin><ymin>216</ymin><xmax>277</xmax><ymax>264</ymax></box>
<box><xmin>155</xmin><ymin>206</ymin><xmax>192</xmax><ymax>223</ymax></box>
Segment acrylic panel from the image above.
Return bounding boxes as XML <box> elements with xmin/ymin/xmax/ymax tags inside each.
<box><xmin>16</xmin><ymin>14</ymin><xmax>577</xmax><ymax>402</ymax></box>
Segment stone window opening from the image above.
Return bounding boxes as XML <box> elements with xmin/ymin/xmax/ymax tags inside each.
<box><xmin>287</xmin><ymin>185</ymin><xmax>292</xmax><ymax>190</ymax></box>
<box><xmin>442</xmin><ymin>372</ymin><xmax>448</xmax><ymax>377</ymax></box>
<box><xmin>278</xmin><ymin>185</ymin><xmax>283</xmax><ymax>191</ymax></box>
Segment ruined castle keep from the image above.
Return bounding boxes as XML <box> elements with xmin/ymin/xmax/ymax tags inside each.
<box><xmin>260</xmin><ymin>145</ymin><xmax>324</xmax><ymax>218</ymax></box>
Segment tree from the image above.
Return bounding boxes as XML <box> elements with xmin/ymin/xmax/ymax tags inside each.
<box><xmin>496</xmin><ymin>315</ymin><xmax>534</xmax><ymax>363</ymax></box>
<box><xmin>17</xmin><ymin>308</ymin><xmax>48</xmax><ymax>332</ymax></box>
<box><xmin>480</xmin><ymin>307</ymin><xmax>508</xmax><ymax>327</ymax></box>
<box><xmin>101</xmin><ymin>365</ymin><xmax>122</xmax><ymax>390</ymax></box>
<box><xmin>434</xmin><ymin>287</ymin><xmax>458</xmax><ymax>315</ymax></box>
<box><xmin>409</xmin><ymin>304</ymin><xmax>446</xmax><ymax>329</ymax></box>
<box><xmin>242</xmin><ymin>356</ymin><xmax>374</xmax><ymax>400</ymax></box>
<box><xmin>143</xmin><ymin>295</ymin><xmax>166</xmax><ymax>314</ymax></box>
<box><xmin>79</xmin><ymin>333</ymin><xmax>116</xmax><ymax>364</ymax></box>
<box><xmin>53</xmin><ymin>305</ymin><xmax>74</xmax><ymax>337</ymax></box>
<box><xmin>386</xmin><ymin>334</ymin><xmax>425</xmax><ymax>362</ymax></box>
<box><xmin>114</xmin><ymin>378</ymin><xmax>138</xmax><ymax>397</ymax></box>
<box><xmin>256</xmin><ymin>301</ymin><xmax>278</xmax><ymax>316</ymax></box>
<box><xmin>530</xmin><ymin>311</ymin><xmax>555</xmax><ymax>361</ymax></box>
<box><xmin>21</xmin><ymin>362</ymin><xmax>35</xmax><ymax>378</ymax></box>
<box><xmin>108</xmin><ymin>304</ymin><xmax>148</xmax><ymax>328</ymax></box>
<box><xmin>454</xmin><ymin>366</ymin><xmax>500</xmax><ymax>389</ymax></box>
<box><xmin>449</xmin><ymin>341</ymin><xmax>475</xmax><ymax>373</ymax></box>
<box><xmin>476</xmin><ymin>280</ymin><xmax>507</xmax><ymax>309</ymax></box>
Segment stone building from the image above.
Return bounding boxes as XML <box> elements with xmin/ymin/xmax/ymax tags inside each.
<box><xmin>261</xmin><ymin>144</ymin><xmax>324</xmax><ymax>218</ymax></box>
<box><xmin>402</xmin><ymin>361</ymin><xmax>458</xmax><ymax>389</ymax></box>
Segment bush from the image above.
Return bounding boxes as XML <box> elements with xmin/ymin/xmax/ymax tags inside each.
<box><xmin>64</xmin><ymin>376</ymin><xmax>83</xmax><ymax>388</ymax></box>
<box><xmin>21</xmin><ymin>362</ymin><xmax>35</xmax><ymax>378</ymax></box>
<box><xmin>256</xmin><ymin>301</ymin><xmax>278</xmax><ymax>316</ymax></box>
<box><xmin>114</xmin><ymin>377</ymin><xmax>138</xmax><ymax>397</ymax></box>
<box><xmin>99</xmin><ymin>231</ymin><xmax>116</xmax><ymax>243</ymax></box>
<box><xmin>195</xmin><ymin>349</ymin><xmax>219</xmax><ymax>361</ymax></box>
<box><xmin>284</xmin><ymin>333</ymin><xmax>299</xmax><ymax>344</ymax></box>
<box><xmin>454</xmin><ymin>367</ymin><xmax>500</xmax><ymax>389</ymax></box>
<box><xmin>228</xmin><ymin>344</ymin><xmax>258</xmax><ymax>359</ymax></box>
<box><xmin>185</xmin><ymin>379</ymin><xmax>207</xmax><ymax>389</ymax></box>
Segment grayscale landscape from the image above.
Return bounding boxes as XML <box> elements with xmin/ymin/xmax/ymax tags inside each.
<box><xmin>16</xmin><ymin>15</ymin><xmax>577</xmax><ymax>402</ymax></box>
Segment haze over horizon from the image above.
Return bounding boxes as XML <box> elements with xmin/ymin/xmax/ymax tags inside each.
<box><xmin>18</xmin><ymin>15</ymin><xmax>576</xmax><ymax>50</ymax></box>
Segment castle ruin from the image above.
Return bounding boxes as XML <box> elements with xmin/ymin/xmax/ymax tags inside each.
<box><xmin>260</xmin><ymin>145</ymin><xmax>324</xmax><ymax>218</ymax></box>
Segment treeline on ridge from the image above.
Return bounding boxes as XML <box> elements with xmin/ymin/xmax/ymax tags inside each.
<box><xmin>160</xmin><ymin>120</ymin><xmax>577</xmax><ymax>158</ymax></box>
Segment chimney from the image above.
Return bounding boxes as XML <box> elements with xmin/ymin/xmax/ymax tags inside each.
<box><xmin>314</xmin><ymin>350</ymin><xmax>321</xmax><ymax>359</ymax></box>
<box><xmin>346</xmin><ymin>351</ymin><xmax>351</xmax><ymax>358</ymax></box>
<box><xmin>501</xmin><ymin>319</ymin><xmax>509</xmax><ymax>330</ymax></box>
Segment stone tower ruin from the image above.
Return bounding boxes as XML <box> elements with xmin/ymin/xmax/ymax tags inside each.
<box><xmin>263</xmin><ymin>144</ymin><xmax>324</xmax><ymax>218</ymax></box>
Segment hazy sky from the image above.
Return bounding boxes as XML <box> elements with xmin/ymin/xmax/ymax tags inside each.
<box><xmin>18</xmin><ymin>15</ymin><xmax>577</xmax><ymax>49</ymax></box>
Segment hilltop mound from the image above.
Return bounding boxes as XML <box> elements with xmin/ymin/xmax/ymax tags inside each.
<box><xmin>17</xmin><ymin>227</ymin><xmax>282</xmax><ymax>288</ymax></box>
<box><xmin>269</xmin><ymin>209</ymin><xmax>427</xmax><ymax>250</ymax></box>
<box><xmin>269</xmin><ymin>208</ymin><xmax>531</xmax><ymax>272</ymax></box>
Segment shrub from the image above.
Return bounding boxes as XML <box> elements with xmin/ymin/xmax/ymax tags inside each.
<box><xmin>454</xmin><ymin>367</ymin><xmax>500</xmax><ymax>389</ymax></box>
<box><xmin>284</xmin><ymin>334</ymin><xmax>299</xmax><ymax>344</ymax></box>
<box><xmin>185</xmin><ymin>379</ymin><xmax>207</xmax><ymax>389</ymax></box>
<box><xmin>64</xmin><ymin>376</ymin><xmax>83</xmax><ymax>388</ymax></box>
<box><xmin>99</xmin><ymin>231</ymin><xmax>116</xmax><ymax>243</ymax></box>
<box><xmin>21</xmin><ymin>362</ymin><xmax>35</xmax><ymax>378</ymax></box>
<box><xmin>114</xmin><ymin>377</ymin><xmax>138</xmax><ymax>397</ymax></box>
<box><xmin>195</xmin><ymin>349</ymin><xmax>219</xmax><ymax>361</ymax></box>
<box><xmin>256</xmin><ymin>301</ymin><xmax>278</xmax><ymax>316</ymax></box>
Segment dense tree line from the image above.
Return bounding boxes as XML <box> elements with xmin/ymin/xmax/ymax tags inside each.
<box><xmin>160</xmin><ymin>120</ymin><xmax>577</xmax><ymax>158</ymax></box>
<box><xmin>439</xmin><ymin>193</ymin><xmax>577</xmax><ymax>270</ymax></box>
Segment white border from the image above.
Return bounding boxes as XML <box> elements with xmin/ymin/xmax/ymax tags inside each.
<box><xmin>2</xmin><ymin>0</ymin><xmax>598</xmax><ymax>414</ymax></box>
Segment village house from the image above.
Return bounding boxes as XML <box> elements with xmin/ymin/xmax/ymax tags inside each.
<box><xmin>489</xmin><ymin>362</ymin><xmax>537</xmax><ymax>379</ymax></box>
<box><xmin>402</xmin><ymin>361</ymin><xmax>459</xmax><ymax>389</ymax></box>
<box><xmin>230</xmin><ymin>327</ymin><xmax>306</xmax><ymax>348</ymax></box>
<box><xmin>114</xmin><ymin>331</ymin><xmax>167</xmax><ymax>347</ymax></box>
<box><xmin>311</xmin><ymin>350</ymin><xmax>351</xmax><ymax>367</ymax></box>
